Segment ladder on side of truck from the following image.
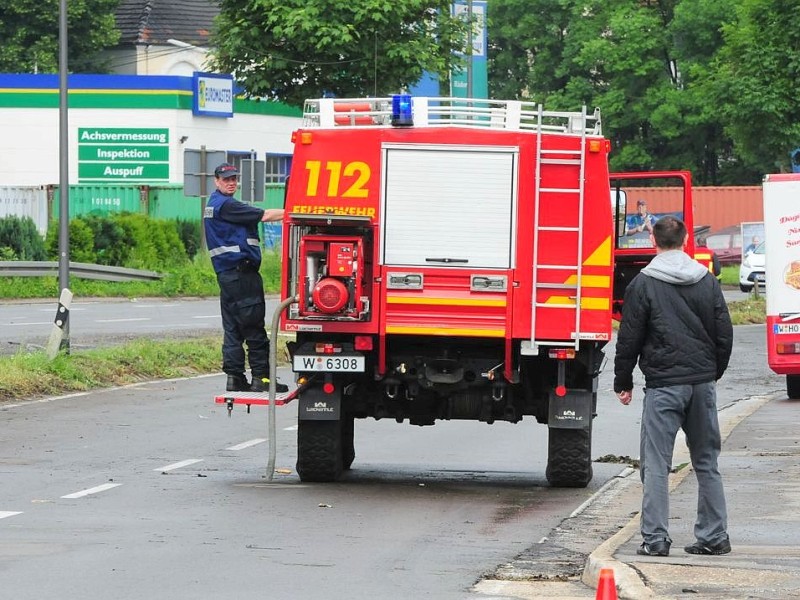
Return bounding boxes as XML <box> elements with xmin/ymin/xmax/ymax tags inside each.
<box><xmin>525</xmin><ymin>105</ymin><xmax>589</xmax><ymax>355</ymax></box>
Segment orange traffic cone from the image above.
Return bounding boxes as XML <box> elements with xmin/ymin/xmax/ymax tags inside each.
<box><xmin>596</xmin><ymin>568</ymin><xmax>618</xmax><ymax>600</ymax></box>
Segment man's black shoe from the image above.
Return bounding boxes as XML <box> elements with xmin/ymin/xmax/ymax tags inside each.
<box><xmin>226</xmin><ymin>375</ymin><xmax>250</xmax><ymax>392</ymax></box>
<box><xmin>250</xmin><ymin>377</ymin><xmax>289</xmax><ymax>393</ymax></box>
<box><xmin>684</xmin><ymin>536</ymin><xmax>731</xmax><ymax>555</ymax></box>
<box><xmin>637</xmin><ymin>540</ymin><xmax>670</xmax><ymax>556</ymax></box>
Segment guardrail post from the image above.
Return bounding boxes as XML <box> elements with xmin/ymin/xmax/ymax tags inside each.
<box><xmin>46</xmin><ymin>287</ymin><xmax>73</xmax><ymax>359</ymax></box>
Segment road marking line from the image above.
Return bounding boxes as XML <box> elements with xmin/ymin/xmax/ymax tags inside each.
<box><xmin>95</xmin><ymin>318</ymin><xmax>151</xmax><ymax>323</ymax></box>
<box><xmin>284</xmin><ymin>425</ymin><xmax>298</xmax><ymax>431</ymax></box>
<box><xmin>7</xmin><ymin>321</ymin><xmax>51</xmax><ymax>326</ymax></box>
<box><xmin>0</xmin><ymin>511</ymin><xmax>23</xmax><ymax>519</ymax></box>
<box><xmin>155</xmin><ymin>459</ymin><xmax>203</xmax><ymax>472</ymax></box>
<box><xmin>227</xmin><ymin>438</ymin><xmax>267</xmax><ymax>451</ymax></box>
<box><xmin>61</xmin><ymin>483</ymin><xmax>122</xmax><ymax>499</ymax></box>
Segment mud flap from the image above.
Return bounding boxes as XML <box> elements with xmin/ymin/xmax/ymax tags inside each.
<box><xmin>548</xmin><ymin>390</ymin><xmax>592</xmax><ymax>429</ymax></box>
<box><xmin>298</xmin><ymin>386</ymin><xmax>341</xmax><ymax>420</ymax></box>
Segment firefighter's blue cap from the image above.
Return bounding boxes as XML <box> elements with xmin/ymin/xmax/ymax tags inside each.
<box><xmin>214</xmin><ymin>163</ymin><xmax>239</xmax><ymax>178</ymax></box>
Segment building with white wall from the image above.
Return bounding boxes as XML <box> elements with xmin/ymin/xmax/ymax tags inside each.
<box><xmin>0</xmin><ymin>73</ymin><xmax>302</xmax><ymax>187</ymax></box>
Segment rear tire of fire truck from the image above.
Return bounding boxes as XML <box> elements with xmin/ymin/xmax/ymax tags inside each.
<box><xmin>787</xmin><ymin>375</ymin><xmax>800</xmax><ymax>400</ymax></box>
<box><xmin>545</xmin><ymin>425</ymin><xmax>593</xmax><ymax>488</ymax></box>
<box><xmin>296</xmin><ymin>420</ymin><xmax>343</xmax><ymax>482</ymax></box>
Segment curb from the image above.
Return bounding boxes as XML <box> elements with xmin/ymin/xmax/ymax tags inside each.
<box><xmin>581</xmin><ymin>392</ymin><xmax>779</xmax><ymax>599</ymax></box>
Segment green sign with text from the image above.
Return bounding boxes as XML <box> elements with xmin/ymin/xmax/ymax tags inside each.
<box><xmin>78</xmin><ymin>128</ymin><xmax>170</xmax><ymax>182</ymax></box>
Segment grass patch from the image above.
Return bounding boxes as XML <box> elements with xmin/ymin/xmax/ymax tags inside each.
<box><xmin>0</xmin><ymin>334</ymin><xmax>293</xmax><ymax>404</ymax></box>
<box><xmin>0</xmin><ymin>336</ymin><xmax>222</xmax><ymax>403</ymax></box>
<box><xmin>719</xmin><ymin>265</ymin><xmax>739</xmax><ymax>286</ymax></box>
<box><xmin>727</xmin><ymin>296</ymin><xmax>766</xmax><ymax>324</ymax></box>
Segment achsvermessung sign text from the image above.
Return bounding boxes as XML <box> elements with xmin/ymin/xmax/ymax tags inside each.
<box><xmin>78</xmin><ymin>128</ymin><xmax>170</xmax><ymax>183</ymax></box>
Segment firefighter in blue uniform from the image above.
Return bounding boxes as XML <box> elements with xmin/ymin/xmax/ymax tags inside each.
<box><xmin>204</xmin><ymin>163</ymin><xmax>287</xmax><ymax>392</ymax></box>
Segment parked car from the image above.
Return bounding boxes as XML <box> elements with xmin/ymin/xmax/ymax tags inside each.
<box><xmin>739</xmin><ymin>241</ymin><xmax>766</xmax><ymax>292</ymax></box>
<box><xmin>704</xmin><ymin>225</ymin><xmax>743</xmax><ymax>266</ymax></box>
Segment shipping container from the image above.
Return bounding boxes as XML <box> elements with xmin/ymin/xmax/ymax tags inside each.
<box><xmin>0</xmin><ymin>185</ymin><xmax>49</xmax><ymax>234</ymax></box>
<box><xmin>147</xmin><ymin>184</ymin><xmax>202</xmax><ymax>221</ymax></box>
<box><xmin>49</xmin><ymin>185</ymin><xmax>143</xmax><ymax>220</ymax></box>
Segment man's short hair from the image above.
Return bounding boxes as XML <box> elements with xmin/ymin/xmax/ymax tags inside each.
<box><xmin>637</xmin><ymin>199</ymin><xmax>647</xmax><ymax>207</ymax></box>
<box><xmin>652</xmin><ymin>215</ymin><xmax>687</xmax><ymax>250</ymax></box>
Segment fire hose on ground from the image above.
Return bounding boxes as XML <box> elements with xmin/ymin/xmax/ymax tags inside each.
<box><xmin>266</xmin><ymin>295</ymin><xmax>298</xmax><ymax>481</ymax></box>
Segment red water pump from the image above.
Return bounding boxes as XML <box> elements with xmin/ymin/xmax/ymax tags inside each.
<box><xmin>297</xmin><ymin>235</ymin><xmax>366</xmax><ymax>318</ymax></box>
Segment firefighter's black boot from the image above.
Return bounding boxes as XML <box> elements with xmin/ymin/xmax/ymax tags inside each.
<box><xmin>226</xmin><ymin>374</ymin><xmax>250</xmax><ymax>392</ymax></box>
<box><xmin>250</xmin><ymin>376</ymin><xmax>289</xmax><ymax>394</ymax></box>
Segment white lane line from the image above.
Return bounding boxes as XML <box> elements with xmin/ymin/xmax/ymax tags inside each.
<box><xmin>155</xmin><ymin>459</ymin><xmax>203</xmax><ymax>472</ymax></box>
<box><xmin>284</xmin><ymin>425</ymin><xmax>298</xmax><ymax>431</ymax></box>
<box><xmin>95</xmin><ymin>318</ymin><xmax>151</xmax><ymax>323</ymax></box>
<box><xmin>0</xmin><ymin>511</ymin><xmax>23</xmax><ymax>520</ymax></box>
<box><xmin>61</xmin><ymin>483</ymin><xmax>122</xmax><ymax>499</ymax></box>
<box><xmin>226</xmin><ymin>438</ymin><xmax>267</xmax><ymax>451</ymax></box>
<box><xmin>7</xmin><ymin>321</ymin><xmax>51</xmax><ymax>326</ymax></box>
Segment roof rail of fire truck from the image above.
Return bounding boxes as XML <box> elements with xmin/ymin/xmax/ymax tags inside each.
<box><xmin>302</xmin><ymin>97</ymin><xmax>602</xmax><ymax>136</ymax></box>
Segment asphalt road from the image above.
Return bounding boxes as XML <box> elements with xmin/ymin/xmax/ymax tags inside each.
<box><xmin>0</xmin><ymin>321</ymin><xmax>779</xmax><ymax>599</ymax></box>
<box><xmin>0</xmin><ymin>297</ymin><xmax>235</xmax><ymax>354</ymax></box>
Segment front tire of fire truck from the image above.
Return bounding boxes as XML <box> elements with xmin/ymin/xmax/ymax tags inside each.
<box><xmin>787</xmin><ymin>375</ymin><xmax>800</xmax><ymax>400</ymax></box>
<box><xmin>545</xmin><ymin>425</ymin><xmax>593</xmax><ymax>488</ymax></box>
<box><xmin>296</xmin><ymin>420</ymin><xmax>343</xmax><ymax>482</ymax></box>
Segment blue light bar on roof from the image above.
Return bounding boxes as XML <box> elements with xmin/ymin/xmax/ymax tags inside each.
<box><xmin>391</xmin><ymin>94</ymin><xmax>413</xmax><ymax>127</ymax></box>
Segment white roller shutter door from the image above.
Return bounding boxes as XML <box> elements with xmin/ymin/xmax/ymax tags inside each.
<box><xmin>382</xmin><ymin>146</ymin><xmax>517</xmax><ymax>268</ymax></box>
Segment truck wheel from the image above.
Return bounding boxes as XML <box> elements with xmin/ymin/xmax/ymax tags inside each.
<box><xmin>739</xmin><ymin>284</ymin><xmax>753</xmax><ymax>293</ymax></box>
<box><xmin>342</xmin><ymin>416</ymin><xmax>355</xmax><ymax>470</ymax></box>
<box><xmin>546</xmin><ymin>426</ymin><xmax>593</xmax><ymax>488</ymax></box>
<box><xmin>787</xmin><ymin>375</ymin><xmax>800</xmax><ymax>400</ymax></box>
<box><xmin>296</xmin><ymin>420</ymin><xmax>343</xmax><ymax>482</ymax></box>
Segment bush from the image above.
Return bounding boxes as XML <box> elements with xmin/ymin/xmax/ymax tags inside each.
<box><xmin>46</xmin><ymin>213</ymin><xmax>191</xmax><ymax>270</ymax></box>
<box><xmin>46</xmin><ymin>218</ymin><xmax>96</xmax><ymax>263</ymax></box>
<box><xmin>175</xmin><ymin>219</ymin><xmax>202</xmax><ymax>260</ymax></box>
<box><xmin>0</xmin><ymin>216</ymin><xmax>47</xmax><ymax>260</ymax></box>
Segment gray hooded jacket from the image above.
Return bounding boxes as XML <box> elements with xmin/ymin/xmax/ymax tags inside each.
<box><xmin>614</xmin><ymin>250</ymin><xmax>733</xmax><ymax>392</ymax></box>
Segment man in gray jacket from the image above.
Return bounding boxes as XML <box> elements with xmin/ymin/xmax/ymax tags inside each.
<box><xmin>614</xmin><ymin>215</ymin><xmax>734</xmax><ymax>557</ymax></box>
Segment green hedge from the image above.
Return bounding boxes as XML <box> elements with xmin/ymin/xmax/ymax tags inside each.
<box><xmin>0</xmin><ymin>213</ymin><xmax>201</xmax><ymax>270</ymax></box>
<box><xmin>0</xmin><ymin>216</ymin><xmax>47</xmax><ymax>260</ymax></box>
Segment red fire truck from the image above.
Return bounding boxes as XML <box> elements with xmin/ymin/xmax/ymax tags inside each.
<box><xmin>267</xmin><ymin>96</ymin><xmax>703</xmax><ymax>486</ymax></box>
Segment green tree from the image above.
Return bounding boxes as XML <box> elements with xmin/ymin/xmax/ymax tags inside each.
<box><xmin>209</xmin><ymin>0</ymin><xmax>471</xmax><ymax>106</ymax></box>
<box><xmin>0</xmin><ymin>216</ymin><xmax>47</xmax><ymax>260</ymax></box>
<box><xmin>488</xmin><ymin>0</ymin><xmax>573</xmax><ymax>101</ymax></box>
<box><xmin>487</xmin><ymin>0</ymin><xmax>761</xmax><ymax>184</ymax></box>
<box><xmin>712</xmin><ymin>0</ymin><xmax>800</xmax><ymax>175</ymax></box>
<box><xmin>0</xmin><ymin>0</ymin><xmax>121</xmax><ymax>73</ymax></box>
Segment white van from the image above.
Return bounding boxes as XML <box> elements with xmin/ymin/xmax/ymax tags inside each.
<box><xmin>763</xmin><ymin>173</ymin><xmax>800</xmax><ymax>398</ymax></box>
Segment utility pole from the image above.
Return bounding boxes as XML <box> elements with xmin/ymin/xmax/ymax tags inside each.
<box><xmin>57</xmin><ymin>0</ymin><xmax>71</xmax><ymax>353</ymax></box>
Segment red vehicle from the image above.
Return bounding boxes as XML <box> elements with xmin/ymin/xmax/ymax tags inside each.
<box><xmin>763</xmin><ymin>173</ymin><xmax>800</xmax><ymax>399</ymax></box>
<box><xmin>267</xmin><ymin>96</ymin><xmax>707</xmax><ymax>486</ymax></box>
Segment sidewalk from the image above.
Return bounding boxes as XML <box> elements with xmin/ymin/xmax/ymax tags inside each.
<box><xmin>588</xmin><ymin>391</ymin><xmax>800</xmax><ymax>599</ymax></box>
<box><xmin>477</xmin><ymin>392</ymin><xmax>800</xmax><ymax>599</ymax></box>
